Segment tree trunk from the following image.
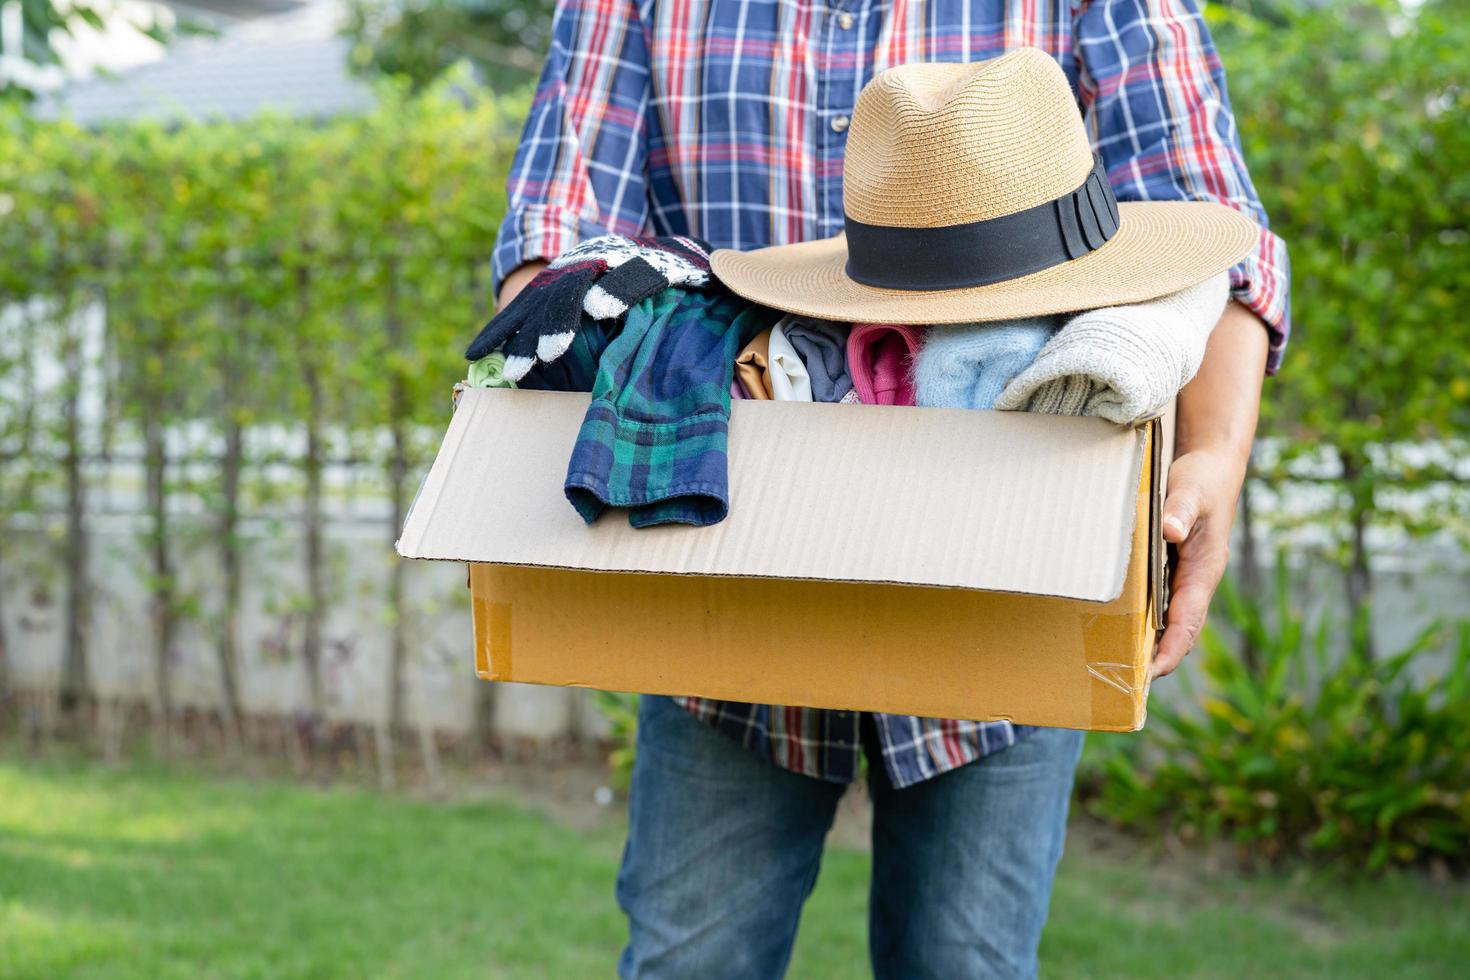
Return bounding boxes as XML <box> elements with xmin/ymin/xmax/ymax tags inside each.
<box><xmin>385</xmin><ymin>259</ymin><xmax>409</xmax><ymax>750</ymax></box>
<box><xmin>144</xmin><ymin>415</ymin><xmax>175</xmax><ymax>751</ymax></box>
<box><xmin>100</xmin><ymin>695</ymin><xmax>125</xmax><ymax>764</ymax></box>
<box><xmin>386</xmin><ymin>410</ymin><xmax>408</xmax><ymax>737</ymax></box>
<box><xmin>298</xmin><ymin>267</ymin><xmax>327</xmax><ymax>723</ymax></box>
<box><xmin>474</xmin><ymin>676</ymin><xmax>497</xmax><ymax>756</ymax></box>
<box><xmin>0</xmin><ymin>544</ymin><xmax>10</xmax><ymax>729</ymax></box>
<box><xmin>1337</xmin><ymin>446</ymin><xmax>1376</xmax><ymax>660</ymax></box>
<box><xmin>1235</xmin><ymin>463</ymin><xmax>1264</xmax><ymax>676</ymax></box>
<box><xmin>302</xmin><ymin>363</ymin><xmax>327</xmax><ymax>719</ymax></box>
<box><xmin>218</xmin><ymin>418</ymin><xmax>245</xmax><ymax>748</ymax></box>
<box><xmin>213</xmin><ymin>282</ymin><xmax>249</xmax><ymax>750</ymax></box>
<box><xmin>59</xmin><ymin>325</ymin><xmax>90</xmax><ymax>718</ymax></box>
<box><xmin>0</xmin><ymin>315</ymin><xmax>37</xmax><ymax>730</ymax></box>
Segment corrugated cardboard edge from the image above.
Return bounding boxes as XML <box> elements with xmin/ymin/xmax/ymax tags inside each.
<box><xmin>398</xmin><ymin>389</ymin><xmax>1149</xmax><ymax>604</ymax></box>
<box><xmin>1147</xmin><ymin>416</ymin><xmax>1166</xmax><ymax>633</ymax></box>
<box><xmin>1145</xmin><ymin>403</ymin><xmax>1176</xmax><ymax>633</ymax></box>
<box><xmin>396</xmin><ymin>389</ymin><xmax>474</xmax><ymax>561</ymax></box>
<box><xmin>1132</xmin><ymin>405</ymin><xmax>1176</xmax><ymax>730</ymax></box>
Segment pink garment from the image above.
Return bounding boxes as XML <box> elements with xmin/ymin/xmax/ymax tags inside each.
<box><xmin>847</xmin><ymin>323</ymin><xmax>925</xmax><ymax>406</ymax></box>
<box><xmin>730</xmin><ymin>381</ymin><xmax>745</xmax><ymax>400</ymax></box>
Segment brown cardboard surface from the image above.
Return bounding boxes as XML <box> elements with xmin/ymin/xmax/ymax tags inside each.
<box><xmin>466</xmin><ymin>423</ymin><xmax>1156</xmax><ymax>731</ymax></box>
<box><xmin>399</xmin><ymin>387</ymin><xmax>1149</xmax><ymax>603</ymax></box>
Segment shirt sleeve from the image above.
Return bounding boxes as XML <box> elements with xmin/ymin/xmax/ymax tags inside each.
<box><xmin>1073</xmin><ymin>0</ymin><xmax>1291</xmax><ymax>373</ymax></box>
<box><xmin>491</xmin><ymin>0</ymin><xmax>654</xmax><ymax>295</ymax></box>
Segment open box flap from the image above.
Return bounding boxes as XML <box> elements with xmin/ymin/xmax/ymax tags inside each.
<box><xmin>398</xmin><ymin>387</ymin><xmax>1149</xmax><ymax>603</ymax></box>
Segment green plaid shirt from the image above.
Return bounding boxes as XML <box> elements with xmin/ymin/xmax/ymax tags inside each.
<box><xmin>564</xmin><ymin>289</ymin><xmax>780</xmax><ymax>527</ymax></box>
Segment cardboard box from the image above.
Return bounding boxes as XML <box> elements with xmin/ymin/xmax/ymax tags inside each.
<box><xmin>398</xmin><ymin>387</ymin><xmax>1170</xmax><ymax>732</ymax></box>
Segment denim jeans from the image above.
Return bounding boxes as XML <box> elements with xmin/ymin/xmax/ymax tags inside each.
<box><xmin>616</xmin><ymin>695</ymin><xmax>1084</xmax><ymax>980</ymax></box>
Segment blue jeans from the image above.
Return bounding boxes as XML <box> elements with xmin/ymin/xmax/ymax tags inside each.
<box><xmin>617</xmin><ymin>696</ymin><xmax>1084</xmax><ymax>980</ymax></box>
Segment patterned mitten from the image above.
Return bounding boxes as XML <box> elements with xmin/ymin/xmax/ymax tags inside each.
<box><xmin>582</xmin><ymin>234</ymin><xmax>714</xmax><ymax>319</ymax></box>
<box><xmin>463</xmin><ymin>234</ymin><xmax>713</xmax><ymax>382</ymax></box>
<box><xmin>463</xmin><ymin>254</ymin><xmax>606</xmax><ymax>367</ymax></box>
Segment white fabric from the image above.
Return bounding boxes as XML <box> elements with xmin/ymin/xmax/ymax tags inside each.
<box><xmin>536</xmin><ymin>329</ymin><xmax>577</xmax><ymax>362</ymax></box>
<box><xmin>995</xmin><ymin>273</ymin><xmax>1230</xmax><ymax>424</ymax></box>
<box><xmin>581</xmin><ymin>285</ymin><xmax>626</xmax><ymax>321</ymax></box>
<box><xmin>767</xmin><ymin>318</ymin><xmax>814</xmax><ymax>401</ymax></box>
<box><xmin>502</xmin><ymin>353</ymin><xmax>536</xmax><ymax>381</ymax></box>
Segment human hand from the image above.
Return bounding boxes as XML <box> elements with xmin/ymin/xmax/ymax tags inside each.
<box><xmin>1152</xmin><ymin>445</ymin><xmax>1249</xmax><ymax>678</ymax></box>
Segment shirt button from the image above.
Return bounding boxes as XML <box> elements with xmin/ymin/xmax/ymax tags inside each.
<box><xmin>838</xmin><ymin>12</ymin><xmax>855</xmax><ymax>29</ymax></box>
<box><xmin>831</xmin><ymin>115</ymin><xmax>850</xmax><ymax>133</ymax></box>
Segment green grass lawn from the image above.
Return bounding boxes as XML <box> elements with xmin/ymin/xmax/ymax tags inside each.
<box><xmin>1</xmin><ymin>759</ymin><xmax>1466</xmax><ymax>979</ymax></box>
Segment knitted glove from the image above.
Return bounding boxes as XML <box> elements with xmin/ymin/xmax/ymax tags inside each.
<box><xmin>463</xmin><ymin>234</ymin><xmax>714</xmax><ymax>380</ymax></box>
<box><xmin>914</xmin><ymin>316</ymin><xmax>1058</xmax><ymax>411</ymax></box>
<box><xmin>994</xmin><ymin>273</ymin><xmax>1230</xmax><ymax>424</ymax></box>
<box><xmin>463</xmin><ymin>253</ymin><xmax>606</xmax><ymax>366</ymax></box>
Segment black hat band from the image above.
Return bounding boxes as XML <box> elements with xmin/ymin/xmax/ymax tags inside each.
<box><xmin>843</xmin><ymin>155</ymin><xmax>1121</xmax><ymax>292</ymax></box>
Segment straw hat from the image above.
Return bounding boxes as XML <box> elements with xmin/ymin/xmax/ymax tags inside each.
<box><xmin>711</xmin><ymin>48</ymin><xmax>1259</xmax><ymax>324</ymax></box>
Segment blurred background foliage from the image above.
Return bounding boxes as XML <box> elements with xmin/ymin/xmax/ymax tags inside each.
<box><xmin>0</xmin><ymin>0</ymin><xmax>1466</xmax><ymax>872</ymax></box>
<box><xmin>1071</xmin><ymin>0</ymin><xmax>1470</xmax><ymax>875</ymax></box>
<box><xmin>1</xmin><ymin>74</ymin><xmax>526</xmax><ymax>775</ymax></box>
<box><xmin>344</xmin><ymin>0</ymin><xmax>552</xmax><ymax>90</ymax></box>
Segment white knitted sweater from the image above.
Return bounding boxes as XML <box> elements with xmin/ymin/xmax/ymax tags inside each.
<box><xmin>994</xmin><ymin>273</ymin><xmax>1230</xmax><ymax>424</ymax></box>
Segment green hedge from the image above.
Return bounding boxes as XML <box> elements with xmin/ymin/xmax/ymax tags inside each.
<box><xmin>1081</xmin><ymin>560</ymin><xmax>1470</xmax><ymax>873</ymax></box>
<box><xmin>1</xmin><ymin>74</ymin><xmax>527</xmax><ymax>432</ymax></box>
<box><xmin>0</xmin><ymin>74</ymin><xmax>529</xmax><ymax>726</ymax></box>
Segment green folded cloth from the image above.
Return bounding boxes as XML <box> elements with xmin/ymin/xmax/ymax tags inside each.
<box><xmin>467</xmin><ymin>351</ymin><xmax>517</xmax><ymax>389</ymax></box>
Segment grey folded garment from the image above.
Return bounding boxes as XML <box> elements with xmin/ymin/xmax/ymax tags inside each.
<box><xmin>780</xmin><ymin>315</ymin><xmax>855</xmax><ymax>403</ymax></box>
<box><xmin>995</xmin><ymin>273</ymin><xmax>1230</xmax><ymax>424</ymax></box>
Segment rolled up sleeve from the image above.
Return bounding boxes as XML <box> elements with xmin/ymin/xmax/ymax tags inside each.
<box><xmin>1074</xmin><ymin>0</ymin><xmax>1291</xmax><ymax>373</ymax></box>
<box><xmin>492</xmin><ymin>0</ymin><xmax>654</xmax><ymax>295</ymax></box>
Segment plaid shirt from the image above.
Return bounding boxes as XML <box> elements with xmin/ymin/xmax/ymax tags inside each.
<box><xmin>494</xmin><ymin>0</ymin><xmax>1291</xmax><ymax>788</ymax></box>
<box><xmin>565</xmin><ymin>289</ymin><xmax>780</xmax><ymax>527</ymax></box>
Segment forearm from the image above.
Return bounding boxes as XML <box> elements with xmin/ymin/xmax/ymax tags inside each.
<box><xmin>491</xmin><ymin>0</ymin><xmax>652</xmax><ymax>294</ymax></box>
<box><xmin>496</xmin><ymin>260</ymin><xmax>549</xmax><ymax>310</ymax></box>
<box><xmin>1176</xmin><ymin>301</ymin><xmax>1268</xmax><ymax>469</ymax></box>
<box><xmin>1154</xmin><ymin>301</ymin><xmax>1269</xmax><ymax>675</ymax></box>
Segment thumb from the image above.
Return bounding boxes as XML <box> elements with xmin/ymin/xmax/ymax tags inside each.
<box><xmin>1162</xmin><ymin>485</ymin><xmax>1201</xmax><ymax>544</ymax></box>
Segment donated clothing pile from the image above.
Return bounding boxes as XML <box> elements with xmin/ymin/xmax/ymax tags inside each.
<box><xmin>463</xmin><ymin>234</ymin><xmax>1228</xmax><ymax>529</ymax></box>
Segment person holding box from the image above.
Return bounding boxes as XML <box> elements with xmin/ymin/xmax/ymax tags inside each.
<box><xmin>490</xmin><ymin>1</ymin><xmax>1289</xmax><ymax>976</ymax></box>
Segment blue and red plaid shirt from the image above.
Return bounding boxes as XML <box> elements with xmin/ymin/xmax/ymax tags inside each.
<box><xmin>493</xmin><ymin>0</ymin><xmax>1290</xmax><ymax>788</ymax></box>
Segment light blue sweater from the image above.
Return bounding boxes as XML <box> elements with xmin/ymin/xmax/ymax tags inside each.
<box><xmin>914</xmin><ymin>317</ymin><xmax>1061</xmax><ymax>410</ymax></box>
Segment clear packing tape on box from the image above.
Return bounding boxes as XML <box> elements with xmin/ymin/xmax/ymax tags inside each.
<box><xmin>398</xmin><ymin>388</ymin><xmax>1172</xmax><ymax>732</ymax></box>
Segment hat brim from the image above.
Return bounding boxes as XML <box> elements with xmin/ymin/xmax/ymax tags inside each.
<box><xmin>711</xmin><ymin>201</ymin><xmax>1258</xmax><ymax>324</ymax></box>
